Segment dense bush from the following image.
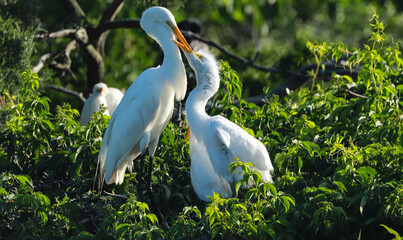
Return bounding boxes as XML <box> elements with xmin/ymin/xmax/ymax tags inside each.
<box><xmin>0</xmin><ymin>12</ymin><xmax>402</xmax><ymax>239</ymax></box>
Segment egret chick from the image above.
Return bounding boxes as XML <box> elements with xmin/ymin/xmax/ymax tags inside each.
<box><xmin>80</xmin><ymin>83</ymin><xmax>124</xmax><ymax>125</ymax></box>
<box><xmin>175</xmin><ymin>45</ymin><xmax>274</xmax><ymax>201</ymax></box>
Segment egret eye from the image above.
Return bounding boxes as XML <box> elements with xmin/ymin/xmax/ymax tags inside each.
<box><xmin>196</xmin><ymin>53</ymin><xmax>204</xmax><ymax>60</ymax></box>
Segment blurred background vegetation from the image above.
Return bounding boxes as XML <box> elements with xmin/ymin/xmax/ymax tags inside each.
<box><xmin>1</xmin><ymin>0</ymin><xmax>403</xmax><ymax>113</ymax></box>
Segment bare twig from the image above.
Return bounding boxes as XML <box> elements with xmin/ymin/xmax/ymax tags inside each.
<box><xmin>43</xmin><ymin>83</ymin><xmax>86</xmax><ymax>104</ymax></box>
<box><xmin>345</xmin><ymin>89</ymin><xmax>368</xmax><ymax>98</ymax></box>
<box><xmin>103</xmin><ymin>191</ymin><xmax>129</xmax><ymax>199</ymax></box>
<box><xmin>0</xmin><ymin>95</ymin><xmax>5</xmax><ymax>107</ymax></box>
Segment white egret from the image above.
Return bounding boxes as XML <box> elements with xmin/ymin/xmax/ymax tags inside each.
<box><xmin>105</xmin><ymin>87</ymin><xmax>124</xmax><ymax>115</ymax></box>
<box><xmin>80</xmin><ymin>83</ymin><xmax>124</xmax><ymax>125</ymax></box>
<box><xmin>98</xmin><ymin>6</ymin><xmax>192</xmax><ymax>202</ymax></box>
<box><xmin>175</xmin><ymin>45</ymin><xmax>274</xmax><ymax>202</ymax></box>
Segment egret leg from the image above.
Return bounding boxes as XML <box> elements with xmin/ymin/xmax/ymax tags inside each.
<box><xmin>137</xmin><ymin>153</ymin><xmax>146</xmax><ymax>202</ymax></box>
<box><xmin>146</xmin><ymin>156</ymin><xmax>169</xmax><ymax>229</ymax></box>
<box><xmin>146</xmin><ymin>156</ymin><xmax>157</xmax><ymax>210</ymax></box>
<box><xmin>146</xmin><ymin>156</ymin><xmax>153</xmax><ymax>192</ymax></box>
<box><xmin>178</xmin><ymin>100</ymin><xmax>182</xmax><ymax>123</ymax></box>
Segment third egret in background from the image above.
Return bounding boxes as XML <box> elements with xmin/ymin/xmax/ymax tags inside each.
<box><xmin>175</xmin><ymin>44</ymin><xmax>274</xmax><ymax>202</ymax></box>
<box><xmin>80</xmin><ymin>83</ymin><xmax>124</xmax><ymax>125</ymax></box>
<box><xmin>98</xmin><ymin>6</ymin><xmax>192</xmax><ymax>205</ymax></box>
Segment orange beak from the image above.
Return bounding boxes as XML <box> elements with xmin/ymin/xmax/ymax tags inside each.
<box><xmin>172</xmin><ymin>26</ymin><xmax>194</xmax><ymax>53</ymax></box>
<box><xmin>185</xmin><ymin>128</ymin><xmax>191</xmax><ymax>141</ymax></box>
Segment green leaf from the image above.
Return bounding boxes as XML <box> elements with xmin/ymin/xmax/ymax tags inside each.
<box><xmin>301</xmin><ymin>141</ymin><xmax>312</xmax><ymax>153</ymax></box>
<box><xmin>35</xmin><ymin>192</ymin><xmax>51</xmax><ymax>205</ymax></box>
<box><xmin>0</xmin><ymin>188</ymin><xmax>8</xmax><ymax>196</ymax></box>
<box><xmin>211</xmin><ymin>226</ymin><xmax>222</xmax><ymax>239</ymax></box>
<box><xmin>16</xmin><ymin>175</ymin><xmax>33</xmax><ymax>189</ymax></box>
<box><xmin>116</xmin><ymin>223</ymin><xmax>130</xmax><ymax>236</ymax></box>
<box><xmin>333</xmin><ymin>181</ymin><xmax>347</xmax><ymax>193</ymax></box>
<box><xmin>380</xmin><ymin>224</ymin><xmax>401</xmax><ymax>240</ymax></box>
<box><xmin>306</xmin><ymin>120</ymin><xmax>316</xmax><ymax>128</ymax></box>
<box><xmin>360</xmin><ymin>195</ymin><xmax>369</xmax><ymax>215</ymax></box>
<box><xmin>384</xmin><ymin>86</ymin><xmax>397</xmax><ymax>96</ymax></box>
<box><xmin>297</xmin><ymin>156</ymin><xmax>303</xmax><ymax>172</ymax></box>
<box><xmin>357</xmin><ymin>166</ymin><xmax>377</xmax><ymax>176</ymax></box>
<box><xmin>192</xmin><ymin>207</ymin><xmax>202</xmax><ymax>219</ymax></box>
<box><xmin>236</xmin><ymin>203</ymin><xmax>247</xmax><ymax>211</ymax></box>
<box><xmin>342</xmin><ymin>75</ymin><xmax>354</xmax><ymax>83</ymax></box>
<box><xmin>146</xmin><ymin>213</ymin><xmax>159</xmax><ymax>225</ymax></box>
<box><xmin>235</xmin><ymin>181</ymin><xmax>242</xmax><ymax>197</ymax></box>
<box><xmin>267</xmin><ymin>184</ymin><xmax>277</xmax><ymax>197</ymax></box>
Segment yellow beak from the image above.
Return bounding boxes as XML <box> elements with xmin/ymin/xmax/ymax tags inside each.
<box><xmin>172</xmin><ymin>26</ymin><xmax>194</xmax><ymax>54</ymax></box>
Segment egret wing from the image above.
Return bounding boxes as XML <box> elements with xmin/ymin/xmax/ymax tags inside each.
<box><xmin>189</xmin><ymin>134</ymin><xmax>232</xmax><ymax>201</ymax></box>
<box><xmin>79</xmin><ymin>94</ymin><xmax>94</xmax><ymax>125</ymax></box>
<box><xmin>205</xmin><ymin>118</ymin><xmax>238</xmax><ymax>182</ymax></box>
<box><xmin>98</xmin><ymin>69</ymin><xmax>163</xmax><ymax>186</ymax></box>
<box><xmin>80</xmin><ymin>94</ymin><xmax>109</xmax><ymax>125</ymax></box>
<box><xmin>208</xmin><ymin>116</ymin><xmax>274</xmax><ymax>183</ymax></box>
<box><xmin>106</xmin><ymin>87</ymin><xmax>124</xmax><ymax>115</ymax></box>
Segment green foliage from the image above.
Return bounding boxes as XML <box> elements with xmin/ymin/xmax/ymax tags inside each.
<box><xmin>0</xmin><ymin>16</ymin><xmax>34</xmax><ymax>95</ymax></box>
<box><xmin>1</xmin><ymin>11</ymin><xmax>403</xmax><ymax>240</ymax></box>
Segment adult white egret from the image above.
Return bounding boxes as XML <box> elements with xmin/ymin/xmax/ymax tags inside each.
<box><xmin>80</xmin><ymin>83</ymin><xmax>124</xmax><ymax>125</ymax></box>
<box><xmin>175</xmin><ymin>45</ymin><xmax>274</xmax><ymax>202</ymax></box>
<box><xmin>98</xmin><ymin>7</ymin><xmax>192</xmax><ymax>201</ymax></box>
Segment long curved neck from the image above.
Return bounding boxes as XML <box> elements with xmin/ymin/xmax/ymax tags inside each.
<box><xmin>161</xmin><ymin>40</ymin><xmax>184</xmax><ymax>74</ymax></box>
<box><xmin>186</xmin><ymin>71</ymin><xmax>219</xmax><ymax>126</ymax></box>
<box><xmin>156</xmin><ymin>31</ymin><xmax>187</xmax><ymax>100</ymax></box>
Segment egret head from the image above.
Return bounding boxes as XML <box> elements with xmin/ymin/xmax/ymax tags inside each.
<box><xmin>177</xmin><ymin>46</ymin><xmax>218</xmax><ymax>78</ymax></box>
<box><xmin>176</xmin><ymin>44</ymin><xmax>220</xmax><ymax>91</ymax></box>
<box><xmin>140</xmin><ymin>7</ymin><xmax>192</xmax><ymax>53</ymax></box>
<box><xmin>93</xmin><ymin>83</ymin><xmax>108</xmax><ymax>95</ymax></box>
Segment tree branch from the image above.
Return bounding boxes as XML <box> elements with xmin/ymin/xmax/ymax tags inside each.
<box><xmin>61</xmin><ymin>0</ymin><xmax>89</xmax><ymax>25</ymax></box>
<box><xmin>95</xmin><ymin>0</ymin><xmax>125</xmax><ymax>58</ymax></box>
<box><xmin>32</xmin><ymin>40</ymin><xmax>78</xmax><ymax>73</ymax></box>
<box><xmin>32</xmin><ymin>53</ymin><xmax>55</xmax><ymax>73</ymax></box>
<box><xmin>99</xmin><ymin>0</ymin><xmax>125</xmax><ymax>24</ymax></box>
<box><xmin>103</xmin><ymin>191</ymin><xmax>129</xmax><ymax>199</ymax></box>
<box><xmin>43</xmin><ymin>83</ymin><xmax>86</xmax><ymax>104</ymax></box>
<box><xmin>267</xmin><ymin>61</ymin><xmax>359</xmax><ymax>99</ymax></box>
<box><xmin>34</xmin><ymin>29</ymin><xmax>77</xmax><ymax>40</ymax></box>
<box><xmin>182</xmin><ymin>30</ymin><xmax>304</xmax><ymax>78</ymax></box>
<box><xmin>93</xmin><ymin>19</ymin><xmax>141</xmax><ymax>36</ymax></box>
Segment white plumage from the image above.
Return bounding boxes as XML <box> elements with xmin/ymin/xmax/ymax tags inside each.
<box><xmin>98</xmin><ymin>7</ymin><xmax>192</xmax><ymax>189</ymax></box>
<box><xmin>176</xmin><ymin>47</ymin><xmax>274</xmax><ymax>201</ymax></box>
<box><xmin>80</xmin><ymin>83</ymin><xmax>124</xmax><ymax>125</ymax></box>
